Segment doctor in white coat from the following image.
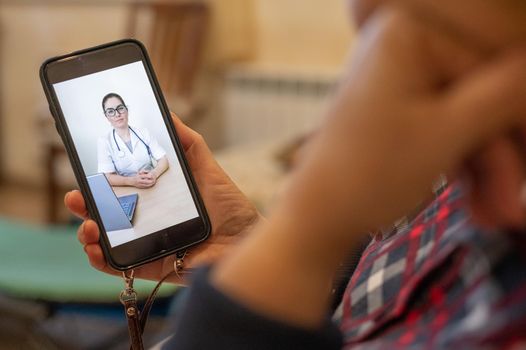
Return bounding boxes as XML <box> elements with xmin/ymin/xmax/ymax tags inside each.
<box><xmin>97</xmin><ymin>92</ymin><xmax>169</xmax><ymax>188</ymax></box>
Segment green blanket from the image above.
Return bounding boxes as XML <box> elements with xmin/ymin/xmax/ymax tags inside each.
<box><xmin>0</xmin><ymin>219</ymin><xmax>177</xmax><ymax>303</ymax></box>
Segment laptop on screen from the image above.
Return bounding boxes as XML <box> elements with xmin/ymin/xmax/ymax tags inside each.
<box><xmin>86</xmin><ymin>173</ymin><xmax>138</xmax><ymax>231</ymax></box>
<box><xmin>118</xmin><ymin>193</ymin><xmax>138</xmax><ymax>222</ymax></box>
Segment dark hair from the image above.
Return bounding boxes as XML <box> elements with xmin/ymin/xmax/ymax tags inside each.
<box><xmin>102</xmin><ymin>93</ymin><xmax>126</xmax><ymax>112</ymax></box>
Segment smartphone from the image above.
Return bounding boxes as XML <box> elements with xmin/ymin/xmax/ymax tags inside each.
<box><xmin>40</xmin><ymin>39</ymin><xmax>210</xmax><ymax>270</ymax></box>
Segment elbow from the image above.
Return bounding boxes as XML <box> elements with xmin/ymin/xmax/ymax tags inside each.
<box><xmin>162</xmin><ymin>156</ymin><xmax>169</xmax><ymax>169</ymax></box>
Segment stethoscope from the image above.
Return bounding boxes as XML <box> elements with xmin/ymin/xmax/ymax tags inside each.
<box><xmin>113</xmin><ymin>126</ymin><xmax>152</xmax><ymax>159</ymax></box>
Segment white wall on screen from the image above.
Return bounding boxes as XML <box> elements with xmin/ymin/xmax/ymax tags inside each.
<box><xmin>53</xmin><ymin>61</ymin><xmax>176</xmax><ymax>175</ymax></box>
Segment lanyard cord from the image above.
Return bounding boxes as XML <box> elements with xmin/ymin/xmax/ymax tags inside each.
<box><xmin>120</xmin><ymin>250</ymin><xmax>189</xmax><ymax>350</ymax></box>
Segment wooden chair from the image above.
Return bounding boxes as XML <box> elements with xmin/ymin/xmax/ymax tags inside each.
<box><xmin>127</xmin><ymin>1</ymin><xmax>210</xmax><ymax>121</ymax></box>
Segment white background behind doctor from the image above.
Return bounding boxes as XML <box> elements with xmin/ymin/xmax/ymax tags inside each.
<box><xmin>53</xmin><ymin>61</ymin><xmax>177</xmax><ymax>178</ymax></box>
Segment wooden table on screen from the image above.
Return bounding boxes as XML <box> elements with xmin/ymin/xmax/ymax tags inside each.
<box><xmin>112</xmin><ymin>165</ymin><xmax>194</xmax><ymax>239</ymax></box>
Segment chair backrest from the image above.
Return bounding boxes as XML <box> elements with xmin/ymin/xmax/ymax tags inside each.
<box><xmin>127</xmin><ymin>1</ymin><xmax>210</xmax><ymax>110</ymax></box>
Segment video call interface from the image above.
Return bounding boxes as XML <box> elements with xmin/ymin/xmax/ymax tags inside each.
<box><xmin>52</xmin><ymin>61</ymin><xmax>199</xmax><ymax>247</ymax></box>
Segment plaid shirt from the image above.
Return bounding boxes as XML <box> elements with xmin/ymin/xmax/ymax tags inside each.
<box><xmin>332</xmin><ymin>183</ymin><xmax>526</xmax><ymax>349</ymax></box>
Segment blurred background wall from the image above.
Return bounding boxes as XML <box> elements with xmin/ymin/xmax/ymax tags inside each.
<box><xmin>1</xmin><ymin>2</ymin><xmax>128</xmax><ymax>187</ymax></box>
<box><xmin>0</xmin><ymin>0</ymin><xmax>354</xmax><ymax>222</ymax></box>
<box><xmin>0</xmin><ymin>1</ymin><xmax>355</xmax><ymax>347</ymax></box>
<box><xmin>251</xmin><ymin>0</ymin><xmax>352</xmax><ymax>68</ymax></box>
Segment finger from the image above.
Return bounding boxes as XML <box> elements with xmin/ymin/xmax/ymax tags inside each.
<box><xmin>468</xmin><ymin>137</ymin><xmax>525</xmax><ymax>229</ymax></box>
<box><xmin>77</xmin><ymin>222</ymin><xmax>87</xmax><ymax>246</ymax></box>
<box><xmin>78</xmin><ymin>219</ymin><xmax>100</xmax><ymax>246</ymax></box>
<box><xmin>443</xmin><ymin>49</ymin><xmax>526</xmax><ymax>155</ymax></box>
<box><xmin>84</xmin><ymin>243</ymin><xmax>109</xmax><ymax>272</ymax></box>
<box><xmin>139</xmin><ymin>178</ymin><xmax>153</xmax><ymax>186</ymax></box>
<box><xmin>64</xmin><ymin>190</ymin><xmax>89</xmax><ymax>219</ymax></box>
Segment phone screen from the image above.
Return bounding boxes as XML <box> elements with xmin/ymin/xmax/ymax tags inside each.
<box><xmin>42</xmin><ymin>42</ymin><xmax>209</xmax><ymax>269</ymax></box>
<box><xmin>52</xmin><ymin>60</ymin><xmax>200</xmax><ymax>247</ymax></box>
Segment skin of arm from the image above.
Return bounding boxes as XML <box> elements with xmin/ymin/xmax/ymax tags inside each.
<box><xmin>106</xmin><ymin>172</ymin><xmax>155</xmax><ymax>188</ymax></box>
<box><xmin>106</xmin><ymin>173</ymin><xmax>135</xmax><ymax>187</ymax></box>
<box><xmin>106</xmin><ymin>156</ymin><xmax>168</xmax><ymax>188</ymax></box>
<box><xmin>105</xmin><ymin>172</ymin><xmax>149</xmax><ymax>187</ymax></box>
<box><xmin>149</xmin><ymin>155</ymin><xmax>169</xmax><ymax>180</ymax></box>
<box><xmin>211</xmin><ymin>7</ymin><xmax>526</xmax><ymax>329</ymax></box>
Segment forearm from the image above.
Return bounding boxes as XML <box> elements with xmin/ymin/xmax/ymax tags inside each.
<box><xmin>211</xmin><ymin>223</ymin><xmax>346</xmax><ymax>329</ymax></box>
<box><xmin>152</xmin><ymin>156</ymin><xmax>169</xmax><ymax>179</ymax></box>
<box><xmin>211</xmin><ymin>154</ymin><xmax>365</xmax><ymax>329</ymax></box>
<box><xmin>208</xmin><ymin>114</ymin><xmax>388</xmax><ymax>326</ymax></box>
<box><xmin>106</xmin><ymin>173</ymin><xmax>133</xmax><ymax>187</ymax></box>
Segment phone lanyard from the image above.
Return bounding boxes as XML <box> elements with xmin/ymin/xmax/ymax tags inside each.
<box><xmin>120</xmin><ymin>250</ymin><xmax>189</xmax><ymax>350</ymax></box>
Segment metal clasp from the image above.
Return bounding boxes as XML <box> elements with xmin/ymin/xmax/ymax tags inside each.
<box><xmin>174</xmin><ymin>250</ymin><xmax>187</xmax><ymax>277</ymax></box>
<box><xmin>120</xmin><ymin>269</ymin><xmax>137</xmax><ymax>305</ymax></box>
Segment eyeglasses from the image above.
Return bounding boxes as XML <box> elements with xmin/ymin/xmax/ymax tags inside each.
<box><xmin>105</xmin><ymin>104</ymin><xmax>128</xmax><ymax>118</ymax></box>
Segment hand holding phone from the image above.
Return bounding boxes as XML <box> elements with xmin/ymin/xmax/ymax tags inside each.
<box><xmin>66</xmin><ymin>114</ymin><xmax>262</xmax><ymax>281</ymax></box>
<box><xmin>41</xmin><ymin>39</ymin><xmax>212</xmax><ymax>270</ymax></box>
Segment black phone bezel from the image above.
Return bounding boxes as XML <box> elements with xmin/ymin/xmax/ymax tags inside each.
<box><xmin>40</xmin><ymin>39</ymin><xmax>211</xmax><ymax>271</ymax></box>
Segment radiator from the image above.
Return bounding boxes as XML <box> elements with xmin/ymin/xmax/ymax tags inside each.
<box><xmin>222</xmin><ymin>67</ymin><xmax>338</xmax><ymax>146</ymax></box>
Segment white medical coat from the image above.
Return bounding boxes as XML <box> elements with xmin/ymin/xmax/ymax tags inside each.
<box><xmin>97</xmin><ymin>126</ymin><xmax>166</xmax><ymax>176</ymax></box>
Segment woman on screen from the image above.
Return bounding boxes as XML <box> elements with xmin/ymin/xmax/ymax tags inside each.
<box><xmin>97</xmin><ymin>92</ymin><xmax>169</xmax><ymax>188</ymax></box>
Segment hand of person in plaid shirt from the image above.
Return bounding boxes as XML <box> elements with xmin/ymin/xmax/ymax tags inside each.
<box><xmin>350</xmin><ymin>0</ymin><xmax>526</xmax><ymax>243</ymax></box>
<box><xmin>212</xmin><ymin>2</ymin><xmax>526</xmax><ymax>330</ymax></box>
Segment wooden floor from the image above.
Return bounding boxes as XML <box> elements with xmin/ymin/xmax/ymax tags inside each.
<box><xmin>0</xmin><ymin>183</ymin><xmax>69</xmax><ymax>224</ymax></box>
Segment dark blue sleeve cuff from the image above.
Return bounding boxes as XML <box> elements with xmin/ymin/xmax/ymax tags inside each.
<box><xmin>163</xmin><ymin>266</ymin><xmax>342</xmax><ymax>350</ymax></box>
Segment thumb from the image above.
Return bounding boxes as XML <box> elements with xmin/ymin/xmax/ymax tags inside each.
<box><xmin>442</xmin><ymin>49</ymin><xmax>526</xmax><ymax>154</ymax></box>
